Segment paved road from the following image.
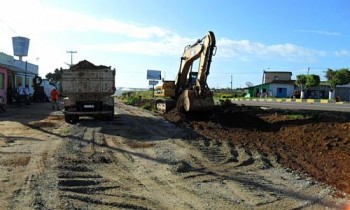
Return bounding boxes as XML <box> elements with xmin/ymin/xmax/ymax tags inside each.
<box><xmin>231</xmin><ymin>100</ymin><xmax>350</xmax><ymax>112</ymax></box>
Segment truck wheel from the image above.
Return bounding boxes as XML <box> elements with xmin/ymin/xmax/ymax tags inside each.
<box><xmin>103</xmin><ymin>114</ymin><xmax>114</xmax><ymax>121</ymax></box>
<box><xmin>107</xmin><ymin>114</ymin><xmax>114</xmax><ymax>121</ymax></box>
<box><xmin>71</xmin><ymin>115</ymin><xmax>79</xmax><ymax>123</ymax></box>
<box><xmin>64</xmin><ymin>114</ymin><xmax>71</xmax><ymax>123</ymax></box>
<box><xmin>65</xmin><ymin>114</ymin><xmax>78</xmax><ymax>124</ymax></box>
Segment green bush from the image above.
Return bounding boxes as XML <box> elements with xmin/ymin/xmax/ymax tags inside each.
<box><xmin>125</xmin><ymin>96</ymin><xmax>141</xmax><ymax>106</ymax></box>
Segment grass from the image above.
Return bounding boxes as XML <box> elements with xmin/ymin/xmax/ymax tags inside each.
<box><xmin>284</xmin><ymin>111</ymin><xmax>319</xmax><ymax>120</ymax></box>
<box><xmin>285</xmin><ymin>114</ymin><xmax>307</xmax><ymax>120</ymax></box>
<box><xmin>59</xmin><ymin>127</ymin><xmax>72</xmax><ymax>136</ymax></box>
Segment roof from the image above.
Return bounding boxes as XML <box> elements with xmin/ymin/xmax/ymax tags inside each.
<box><xmin>248</xmin><ymin>80</ymin><xmax>296</xmax><ymax>89</ymax></box>
<box><xmin>267</xmin><ymin>80</ymin><xmax>295</xmax><ymax>85</ymax></box>
<box><xmin>264</xmin><ymin>71</ymin><xmax>292</xmax><ymax>74</ymax></box>
<box><xmin>0</xmin><ymin>52</ymin><xmax>38</xmax><ymax>75</ymax></box>
<box><xmin>0</xmin><ymin>63</ymin><xmax>37</xmax><ymax>75</ymax></box>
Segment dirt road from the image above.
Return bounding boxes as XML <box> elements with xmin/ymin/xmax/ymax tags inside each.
<box><xmin>0</xmin><ymin>102</ymin><xmax>349</xmax><ymax>209</ymax></box>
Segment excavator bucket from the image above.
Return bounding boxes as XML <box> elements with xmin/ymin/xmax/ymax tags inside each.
<box><xmin>178</xmin><ymin>90</ymin><xmax>214</xmax><ymax>112</ymax></box>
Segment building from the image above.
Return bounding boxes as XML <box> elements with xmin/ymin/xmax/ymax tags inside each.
<box><xmin>248</xmin><ymin>71</ymin><xmax>295</xmax><ymax>98</ymax></box>
<box><xmin>0</xmin><ymin>52</ymin><xmax>38</xmax><ymax>104</ymax></box>
<box><xmin>264</xmin><ymin>71</ymin><xmax>292</xmax><ymax>83</ymax></box>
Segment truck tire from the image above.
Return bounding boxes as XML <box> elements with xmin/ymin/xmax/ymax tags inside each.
<box><xmin>102</xmin><ymin>114</ymin><xmax>114</xmax><ymax>121</ymax></box>
<box><xmin>65</xmin><ymin>114</ymin><xmax>78</xmax><ymax>124</ymax></box>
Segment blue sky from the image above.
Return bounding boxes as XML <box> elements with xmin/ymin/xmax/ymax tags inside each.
<box><xmin>0</xmin><ymin>0</ymin><xmax>349</xmax><ymax>88</ymax></box>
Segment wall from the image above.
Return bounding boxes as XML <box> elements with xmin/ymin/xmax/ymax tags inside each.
<box><xmin>268</xmin><ymin>84</ymin><xmax>294</xmax><ymax>98</ymax></box>
<box><xmin>0</xmin><ymin>67</ymin><xmax>8</xmax><ymax>104</ymax></box>
<box><xmin>264</xmin><ymin>72</ymin><xmax>292</xmax><ymax>83</ymax></box>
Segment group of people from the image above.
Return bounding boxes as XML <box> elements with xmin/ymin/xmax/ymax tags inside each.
<box><xmin>16</xmin><ymin>83</ymin><xmax>32</xmax><ymax>105</ymax></box>
<box><xmin>14</xmin><ymin>83</ymin><xmax>60</xmax><ymax>110</ymax></box>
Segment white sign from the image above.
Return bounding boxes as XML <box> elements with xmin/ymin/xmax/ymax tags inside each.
<box><xmin>147</xmin><ymin>70</ymin><xmax>161</xmax><ymax>80</ymax></box>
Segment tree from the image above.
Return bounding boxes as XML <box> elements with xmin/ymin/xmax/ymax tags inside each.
<box><xmin>326</xmin><ymin>68</ymin><xmax>350</xmax><ymax>90</ymax></box>
<box><xmin>45</xmin><ymin>68</ymin><xmax>63</xmax><ymax>83</ymax></box>
<box><xmin>306</xmin><ymin>74</ymin><xmax>320</xmax><ymax>88</ymax></box>
<box><xmin>295</xmin><ymin>74</ymin><xmax>320</xmax><ymax>99</ymax></box>
<box><xmin>295</xmin><ymin>74</ymin><xmax>307</xmax><ymax>98</ymax></box>
<box><xmin>295</xmin><ymin>74</ymin><xmax>307</xmax><ymax>90</ymax></box>
<box><xmin>325</xmin><ymin>68</ymin><xmax>350</xmax><ymax>100</ymax></box>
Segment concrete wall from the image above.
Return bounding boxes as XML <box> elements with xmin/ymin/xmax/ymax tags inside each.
<box><xmin>0</xmin><ymin>67</ymin><xmax>8</xmax><ymax>104</ymax></box>
<box><xmin>264</xmin><ymin>72</ymin><xmax>292</xmax><ymax>83</ymax></box>
<box><xmin>268</xmin><ymin>84</ymin><xmax>294</xmax><ymax>98</ymax></box>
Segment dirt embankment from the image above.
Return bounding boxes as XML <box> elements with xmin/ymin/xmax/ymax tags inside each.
<box><xmin>163</xmin><ymin>105</ymin><xmax>350</xmax><ymax>195</ymax></box>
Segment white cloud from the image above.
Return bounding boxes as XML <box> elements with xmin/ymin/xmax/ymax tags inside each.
<box><xmin>0</xmin><ymin>0</ymin><xmax>171</xmax><ymax>39</ymax></box>
<box><xmin>297</xmin><ymin>29</ymin><xmax>342</xmax><ymax>36</ymax></box>
<box><xmin>334</xmin><ymin>50</ymin><xmax>350</xmax><ymax>57</ymax></box>
<box><xmin>79</xmin><ymin>35</ymin><xmax>195</xmax><ymax>56</ymax></box>
<box><xmin>216</xmin><ymin>38</ymin><xmax>326</xmax><ymax>62</ymax></box>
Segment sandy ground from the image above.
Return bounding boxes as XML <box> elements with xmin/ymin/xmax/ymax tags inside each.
<box><xmin>0</xmin><ymin>101</ymin><xmax>349</xmax><ymax>209</ymax></box>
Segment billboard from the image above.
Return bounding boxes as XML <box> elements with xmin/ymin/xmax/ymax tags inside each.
<box><xmin>12</xmin><ymin>36</ymin><xmax>30</xmax><ymax>57</ymax></box>
<box><xmin>147</xmin><ymin>70</ymin><xmax>161</xmax><ymax>80</ymax></box>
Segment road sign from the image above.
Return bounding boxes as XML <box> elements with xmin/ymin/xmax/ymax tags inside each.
<box><xmin>147</xmin><ymin>70</ymin><xmax>161</xmax><ymax>80</ymax></box>
<box><xmin>149</xmin><ymin>80</ymin><xmax>159</xmax><ymax>86</ymax></box>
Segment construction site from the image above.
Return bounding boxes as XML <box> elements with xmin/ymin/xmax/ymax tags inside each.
<box><xmin>0</xmin><ymin>30</ymin><xmax>349</xmax><ymax>209</ymax></box>
<box><xmin>0</xmin><ymin>98</ymin><xmax>349</xmax><ymax>209</ymax></box>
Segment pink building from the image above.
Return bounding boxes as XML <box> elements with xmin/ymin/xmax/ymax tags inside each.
<box><xmin>0</xmin><ymin>52</ymin><xmax>38</xmax><ymax>104</ymax></box>
<box><xmin>0</xmin><ymin>67</ymin><xmax>8</xmax><ymax>104</ymax></box>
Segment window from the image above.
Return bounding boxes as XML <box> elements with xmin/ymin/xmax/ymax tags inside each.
<box><xmin>0</xmin><ymin>73</ymin><xmax>4</xmax><ymax>89</ymax></box>
<box><xmin>15</xmin><ymin>75</ymin><xmax>22</xmax><ymax>86</ymax></box>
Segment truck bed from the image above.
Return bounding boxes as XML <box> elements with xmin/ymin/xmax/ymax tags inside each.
<box><xmin>62</xmin><ymin>68</ymin><xmax>115</xmax><ymax>100</ymax></box>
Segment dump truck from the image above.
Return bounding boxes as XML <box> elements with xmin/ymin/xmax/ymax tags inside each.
<box><xmin>62</xmin><ymin>60</ymin><xmax>116</xmax><ymax>123</ymax></box>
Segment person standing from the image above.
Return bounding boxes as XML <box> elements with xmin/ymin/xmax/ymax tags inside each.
<box><xmin>50</xmin><ymin>87</ymin><xmax>59</xmax><ymax>110</ymax></box>
<box><xmin>16</xmin><ymin>83</ymin><xmax>25</xmax><ymax>104</ymax></box>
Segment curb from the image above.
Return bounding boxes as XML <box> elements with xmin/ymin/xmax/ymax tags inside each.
<box><xmin>230</xmin><ymin>98</ymin><xmax>349</xmax><ymax>104</ymax></box>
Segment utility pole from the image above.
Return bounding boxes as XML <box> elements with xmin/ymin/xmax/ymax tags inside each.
<box><xmin>260</xmin><ymin>70</ymin><xmax>265</xmax><ymax>98</ymax></box>
<box><xmin>66</xmin><ymin>50</ymin><xmax>77</xmax><ymax>66</ymax></box>
<box><xmin>230</xmin><ymin>75</ymin><xmax>233</xmax><ymax>90</ymax></box>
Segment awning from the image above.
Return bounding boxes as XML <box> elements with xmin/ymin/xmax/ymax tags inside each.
<box><xmin>0</xmin><ymin>63</ymin><xmax>37</xmax><ymax>75</ymax></box>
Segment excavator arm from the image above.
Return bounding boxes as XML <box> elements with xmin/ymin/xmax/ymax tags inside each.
<box><xmin>175</xmin><ymin>31</ymin><xmax>216</xmax><ymax>97</ymax></box>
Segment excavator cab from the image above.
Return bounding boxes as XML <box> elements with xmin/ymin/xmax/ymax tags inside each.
<box><xmin>188</xmin><ymin>72</ymin><xmax>197</xmax><ymax>87</ymax></box>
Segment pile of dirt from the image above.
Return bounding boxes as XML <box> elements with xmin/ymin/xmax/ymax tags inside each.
<box><xmin>163</xmin><ymin>105</ymin><xmax>350</xmax><ymax>194</ymax></box>
<box><xmin>69</xmin><ymin>60</ymin><xmax>110</xmax><ymax>70</ymax></box>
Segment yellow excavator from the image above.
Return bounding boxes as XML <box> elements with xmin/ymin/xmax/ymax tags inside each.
<box><xmin>155</xmin><ymin>31</ymin><xmax>217</xmax><ymax>112</ymax></box>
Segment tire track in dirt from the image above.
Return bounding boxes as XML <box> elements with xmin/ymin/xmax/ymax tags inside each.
<box><xmin>0</xmin><ymin>113</ymin><xmax>63</xmax><ymax>209</ymax></box>
<box><xmin>56</xmin><ymin>125</ymin><xmax>159</xmax><ymax>209</ymax></box>
<box><xmin>109</xmin><ymin>103</ymin><xmax>348</xmax><ymax>209</ymax></box>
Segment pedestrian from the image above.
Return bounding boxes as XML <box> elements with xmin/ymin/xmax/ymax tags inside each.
<box><xmin>24</xmin><ymin>84</ymin><xmax>30</xmax><ymax>96</ymax></box>
<box><xmin>16</xmin><ymin>83</ymin><xmax>25</xmax><ymax>104</ymax></box>
<box><xmin>50</xmin><ymin>87</ymin><xmax>59</xmax><ymax>110</ymax></box>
